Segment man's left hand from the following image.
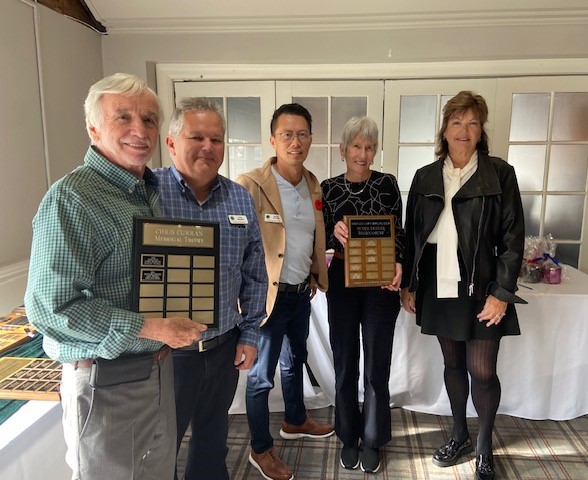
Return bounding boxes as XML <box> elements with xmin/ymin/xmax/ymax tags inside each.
<box><xmin>234</xmin><ymin>344</ymin><xmax>257</xmax><ymax>370</ymax></box>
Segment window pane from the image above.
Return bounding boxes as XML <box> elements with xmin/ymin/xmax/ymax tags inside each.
<box><xmin>227</xmin><ymin>97</ymin><xmax>260</xmax><ymax>144</ymax></box>
<box><xmin>305</xmin><ymin>146</ymin><xmax>328</xmax><ymax>184</ymax></box>
<box><xmin>548</xmin><ymin>145</ymin><xmax>588</xmax><ymax>191</ymax></box>
<box><xmin>554</xmin><ymin>243</ymin><xmax>580</xmax><ymax>268</ymax></box>
<box><xmin>544</xmin><ymin>195</ymin><xmax>584</xmax><ymax>240</ymax></box>
<box><xmin>398</xmin><ymin>146</ymin><xmax>435</xmax><ymax>191</ymax></box>
<box><xmin>330</xmin><ymin>146</ymin><xmax>346</xmax><ymax>179</ymax></box>
<box><xmin>293</xmin><ymin>97</ymin><xmax>328</xmax><ymax>143</ymax></box>
<box><xmin>552</xmin><ymin>92</ymin><xmax>588</xmax><ymax>141</ymax></box>
<box><xmin>507</xmin><ymin>145</ymin><xmax>546</xmax><ymax>191</ymax></box>
<box><xmin>509</xmin><ymin>93</ymin><xmax>550</xmax><ymax>142</ymax></box>
<box><xmin>521</xmin><ymin>195</ymin><xmax>541</xmax><ymax>236</ymax></box>
<box><xmin>331</xmin><ymin>97</ymin><xmax>367</xmax><ymax>144</ymax></box>
<box><xmin>399</xmin><ymin>95</ymin><xmax>436</xmax><ymax>143</ymax></box>
<box><xmin>228</xmin><ymin>146</ymin><xmax>262</xmax><ymax>179</ymax></box>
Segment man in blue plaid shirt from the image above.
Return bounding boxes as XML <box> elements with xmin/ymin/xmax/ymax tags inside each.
<box><xmin>155</xmin><ymin>97</ymin><xmax>267</xmax><ymax>480</ymax></box>
<box><xmin>25</xmin><ymin>74</ymin><xmax>207</xmax><ymax>479</ymax></box>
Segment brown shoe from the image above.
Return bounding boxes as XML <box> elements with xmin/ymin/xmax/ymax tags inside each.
<box><xmin>249</xmin><ymin>448</ymin><xmax>294</xmax><ymax>480</ymax></box>
<box><xmin>279</xmin><ymin>411</ymin><xmax>334</xmax><ymax>439</ymax></box>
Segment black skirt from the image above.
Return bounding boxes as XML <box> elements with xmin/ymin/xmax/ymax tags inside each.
<box><xmin>415</xmin><ymin>243</ymin><xmax>521</xmax><ymax>341</ymax></box>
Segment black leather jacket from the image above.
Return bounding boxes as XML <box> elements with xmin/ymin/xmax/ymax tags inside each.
<box><xmin>402</xmin><ymin>153</ymin><xmax>526</xmax><ymax>304</ymax></box>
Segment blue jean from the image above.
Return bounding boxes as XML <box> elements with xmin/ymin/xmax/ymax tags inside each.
<box><xmin>246</xmin><ymin>289</ymin><xmax>311</xmax><ymax>454</ymax></box>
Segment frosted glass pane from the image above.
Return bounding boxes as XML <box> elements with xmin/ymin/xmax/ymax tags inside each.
<box><xmin>548</xmin><ymin>145</ymin><xmax>588</xmax><ymax>191</ymax></box>
<box><xmin>305</xmin><ymin>146</ymin><xmax>328</xmax><ymax>184</ymax></box>
<box><xmin>228</xmin><ymin>146</ymin><xmax>262</xmax><ymax>179</ymax></box>
<box><xmin>331</xmin><ymin>97</ymin><xmax>367</xmax><ymax>144</ymax></box>
<box><xmin>293</xmin><ymin>97</ymin><xmax>328</xmax><ymax>143</ymax></box>
<box><xmin>509</xmin><ymin>93</ymin><xmax>550</xmax><ymax>141</ymax></box>
<box><xmin>544</xmin><ymin>195</ymin><xmax>583</xmax><ymax>240</ymax></box>
<box><xmin>521</xmin><ymin>195</ymin><xmax>541</xmax><ymax>236</ymax></box>
<box><xmin>552</xmin><ymin>92</ymin><xmax>588</xmax><ymax>141</ymax></box>
<box><xmin>330</xmin><ymin>146</ymin><xmax>346</xmax><ymax>178</ymax></box>
<box><xmin>553</xmin><ymin>243</ymin><xmax>580</xmax><ymax>268</ymax></box>
<box><xmin>507</xmin><ymin>145</ymin><xmax>546</xmax><ymax>191</ymax></box>
<box><xmin>401</xmin><ymin>193</ymin><xmax>408</xmax><ymax>228</ymax></box>
<box><xmin>398</xmin><ymin>146</ymin><xmax>435</xmax><ymax>191</ymax></box>
<box><xmin>399</xmin><ymin>95</ymin><xmax>436</xmax><ymax>143</ymax></box>
<box><xmin>227</xmin><ymin>97</ymin><xmax>260</xmax><ymax>143</ymax></box>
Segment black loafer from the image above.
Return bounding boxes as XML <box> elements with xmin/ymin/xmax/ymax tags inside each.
<box><xmin>432</xmin><ymin>437</ymin><xmax>473</xmax><ymax>467</ymax></box>
<box><xmin>475</xmin><ymin>454</ymin><xmax>495</xmax><ymax>480</ymax></box>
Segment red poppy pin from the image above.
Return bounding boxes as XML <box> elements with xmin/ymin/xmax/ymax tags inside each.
<box><xmin>314</xmin><ymin>199</ymin><xmax>323</xmax><ymax>210</ymax></box>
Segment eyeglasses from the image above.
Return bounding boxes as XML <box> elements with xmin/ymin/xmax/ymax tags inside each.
<box><xmin>273</xmin><ymin>131</ymin><xmax>312</xmax><ymax>143</ymax></box>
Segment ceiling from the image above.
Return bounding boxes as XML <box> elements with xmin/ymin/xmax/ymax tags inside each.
<box><xmin>84</xmin><ymin>0</ymin><xmax>588</xmax><ymax>34</ymax></box>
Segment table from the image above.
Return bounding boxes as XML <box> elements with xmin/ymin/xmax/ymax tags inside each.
<box><xmin>230</xmin><ymin>265</ymin><xmax>588</xmax><ymax>421</ymax></box>
<box><xmin>2</xmin><ymin>266</ymin><xmax>587</xmax><ymax>480</ymax></box>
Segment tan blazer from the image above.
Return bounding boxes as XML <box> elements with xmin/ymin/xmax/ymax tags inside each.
<box><xmin>236</xmin><ymin>157</ymin><xmax>328</xmax><ymax>323</ymax></box>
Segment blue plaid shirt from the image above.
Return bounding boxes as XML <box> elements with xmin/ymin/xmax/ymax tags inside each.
<box><xmin>154</xmin><ymin>166</ymin><xmax>267</xmax><ymax>347</ymax></box>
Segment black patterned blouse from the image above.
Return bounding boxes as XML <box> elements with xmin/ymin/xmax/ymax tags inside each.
<box><xmin>321</xmin><ymin>170</ymin><xmax>405</xmax><ymax>264</ymax></box>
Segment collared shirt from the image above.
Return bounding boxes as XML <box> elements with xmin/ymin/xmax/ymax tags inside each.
<box><xmin>154</xmin><ymin>166</ymin><xmax>267</xmax><ymax>348</ymax></box>
<box><xmin>271</xmin><ymin>166</ymin><xmax>314</xmax><ymax>285</ymax></box>
<box><xmin>25</xmin><ymin>147</ymin><xmax>163</xmax><ymax>363</ymax></box>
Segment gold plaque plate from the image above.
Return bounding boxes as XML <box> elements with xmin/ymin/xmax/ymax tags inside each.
<box><xmin>344</xmin><ymin>215</ymin><xmax>396</xmax><ymax>288</ymax></box>
<box><xmin>0</xmin><ymin>357</ymin><xmax>61</xmax><ymax>401</ymax></box>
<box><xmin>132</xmin><ymin>218</ymin><xmax>220</xmax><ymax>328</ymax></box>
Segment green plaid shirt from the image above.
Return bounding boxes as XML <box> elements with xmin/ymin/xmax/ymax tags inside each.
<box><xmin>25</xmin><ymin>147</ymin><xmax>163</xmax><ymax>362</ymax></box>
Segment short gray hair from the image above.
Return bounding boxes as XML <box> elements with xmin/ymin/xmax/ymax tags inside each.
<box><xmin>84</xmin><ymin>73</ymin><xmax>162</xmax><ymax>139</ymax></box>
<box><xmin>341</xmin><ymin>116</ymin><xmax>379</xmax><ymax>152</ymax></box>
<box><xmin>168</xmin><ymin>97</ymin><xmax>226</xmax><ymax>137</ymax></box>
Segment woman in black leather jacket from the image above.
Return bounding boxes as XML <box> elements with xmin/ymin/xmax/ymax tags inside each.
<box><xmin>401</xmin><ymin>91</ymin><xmax>525</xmax><ymax>480</ymax></box>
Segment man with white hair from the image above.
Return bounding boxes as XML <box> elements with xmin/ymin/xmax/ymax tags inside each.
<box><xmin>25</xmin><ymin>73</ymin><xmax>206</xmax><ymax>480</ymax></box>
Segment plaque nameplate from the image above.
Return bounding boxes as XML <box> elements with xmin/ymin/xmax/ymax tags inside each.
<box><xmin>343</xmin><ymin>215</ymin><xmax>396</xmax><ymax>288</ymax></box>
<box><xmin>132</xmin><ymin>218</ymin><xmax>220</xmax><ymax>329</ymax></box>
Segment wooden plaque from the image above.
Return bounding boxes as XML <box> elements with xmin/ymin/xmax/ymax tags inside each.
<box><xmin>132</xmin><ymin>217</ymin><xmax>221</xmax><ymax>329</ymax></box>
<box><xmin>0</xmin><ymin>357</ymin><xmax>61</xmax><ymax>401</ymax></box>
<box><xmin>343</xmin><ymin>215</ymin><xmax>396</xmax><ymax>288</ymax></box>
<box><xmin>0</xmin><ymin>308</ymin><xmax>37</xmax><ymax>354</ymax></box>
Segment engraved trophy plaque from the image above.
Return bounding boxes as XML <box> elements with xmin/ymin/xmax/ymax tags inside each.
<box><xmin>343</xmin><ymin>215</ymin><xmax>396</xmax><ymax>288</ymax></box>
<box><xmin>132</xmin><ymin>218</ymin><xmax>220</xmax><ymax>329</ymax></box>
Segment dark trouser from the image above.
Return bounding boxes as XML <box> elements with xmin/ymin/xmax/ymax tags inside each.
<box><xmin>246</xmin><ymin>289</ymin><xmax>311</xmax><ymax>454</ymax></box>
<box><xmin>173</xmin><ymin>328</ymin><xmax>240</xmax><ymax>480</ymax></box>
<box><xmin>327</xmin><ymin>257</ymin><xmax>400</xmax><ymax>448</ymax></box>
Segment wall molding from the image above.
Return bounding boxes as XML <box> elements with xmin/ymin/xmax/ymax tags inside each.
<box><xmin>157</xmin><ymin>59</ymin><xmax>588</xmax><ymax>83</ymax></box>
<box><xmin>105</xmin><ymin>9</ymin><xmax>588</xmax><ymax>34</ymax></box>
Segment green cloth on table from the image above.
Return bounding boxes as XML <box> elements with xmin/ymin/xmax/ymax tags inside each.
<box><xmin>0</xmin><ymin>334</ymin><xmax>47</xmax><ymax>425</ymax></box>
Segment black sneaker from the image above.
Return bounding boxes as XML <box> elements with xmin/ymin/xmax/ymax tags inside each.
<box><xmin>360</xmin><ymin>446</ymin><xmax>381</xmax><ymax>474</ymax></box>
<box><xmin>432</xmin><ymin>437</ymin><xmax>473</xmax><ymax>467</ymax></box>
<box><xmin>340</xmin><ymin>443</ymin><xmax>360</xmax><ymax>469</ymax></box>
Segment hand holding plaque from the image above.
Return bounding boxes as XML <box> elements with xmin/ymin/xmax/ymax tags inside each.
<box><xmin>343</xmin><ymin>215</ymin><xmax>396</xmax><ymax>288</ymax></box>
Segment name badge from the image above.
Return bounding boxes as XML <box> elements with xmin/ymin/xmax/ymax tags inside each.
<box><xmin>228</xmin><ymin>215</ymin><xmax>248</xmax><ymax>225</ymax></box>
<box><xmin>264</xmin><ymin>213</ymin><xmax>282</xmax><ymax>223</ymax></box>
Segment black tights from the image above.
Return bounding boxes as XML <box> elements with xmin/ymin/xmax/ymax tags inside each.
<box><xmin>437</xmin><ymin>336</ymin><xmax>501</xmax><ymax>456</ymax></box>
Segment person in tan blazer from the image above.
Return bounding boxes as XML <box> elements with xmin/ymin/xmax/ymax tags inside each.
<box><xmin>237</xmin><ymin>103</ymin><xmax>331</xmax><ymax>480</ymax></box>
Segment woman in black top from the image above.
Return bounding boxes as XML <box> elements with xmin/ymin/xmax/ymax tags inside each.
<box><xmin>321</xmin><ymin>116</ymin><xmax>404</xmax><ymax>474</ymax></box>
<box><xmin>401</xmin><ymin>91</ymin><xmax>525</xmax><ymax>480</ymax></box>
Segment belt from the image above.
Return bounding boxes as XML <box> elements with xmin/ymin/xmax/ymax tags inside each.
<box><xmin>333</xmin><ymin>251</ymin><xmax>345</xmax><ymax>260</ymax></box>
<box><xmin>197</xmin><ymin>327</ymin><xmax>237</xmax><ymax>353</ymax></box>
<box><xmin>71</xmin><ymin>346</ymin><xmax>171</xmax><ymax>369</ymax></box>
<box><xmin>277</xmin><ymin>280</ymin><xmax>309</xmax><ymax>294</ymax></box>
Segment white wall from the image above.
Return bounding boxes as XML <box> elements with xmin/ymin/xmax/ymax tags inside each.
<box><xmin>101</xmin><ymin>24</ymin><xmax>588</xmax><ymax>81</ymax></box>
<box><xmin>0</xmin><ymin>0</ymin><xmax>102</xmax><ymax>310</ymax></box>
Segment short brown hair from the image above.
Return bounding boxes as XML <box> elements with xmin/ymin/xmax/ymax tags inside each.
<box><xmin>436</xmin><ymin>90</ymin><xmax>489</xmax><ymax>157</ymax></box>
